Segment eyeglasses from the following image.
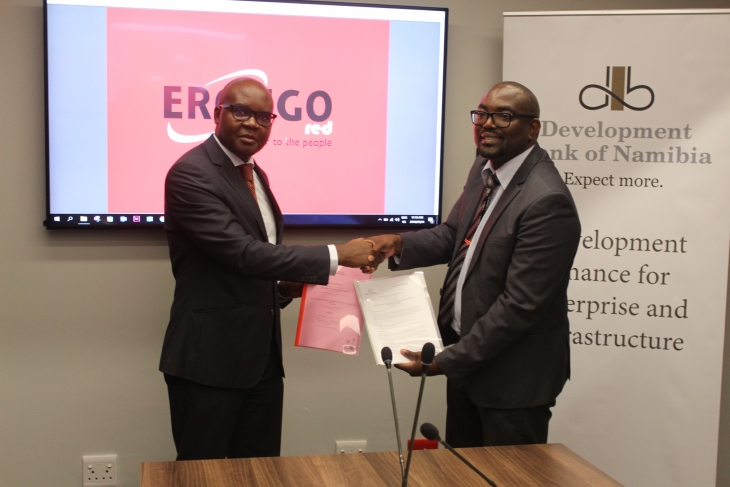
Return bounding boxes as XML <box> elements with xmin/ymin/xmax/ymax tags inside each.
<box><xmin>470</xmin><ymin>110</ymin><xmax>535</xmax><ymax>128</ymax></box>
<box><xmin>220</xmin><ymin>104</ymin><xmax>277</xmax><ymax>127</ymax></box>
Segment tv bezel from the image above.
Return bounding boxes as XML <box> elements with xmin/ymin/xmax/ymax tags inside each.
<box><xmin>43</xmin><ymin>0</ymin><xmax>448</xmax><ymax>230</ymax></box>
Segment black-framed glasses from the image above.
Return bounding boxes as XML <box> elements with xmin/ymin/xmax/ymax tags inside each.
<box><xmin>220</xmin><ymin>104</ymin><xmax>277</xmax><ymax>126</ymax></box>
<box><xmin>470</xmin><ymin>110</ymin><xmax>535</xmax><ymax>128</ymax></box>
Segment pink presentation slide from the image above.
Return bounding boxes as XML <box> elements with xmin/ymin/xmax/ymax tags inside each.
<box><xmin>295</xmin><ymin>267</ymin><xmax>372</xmax><ymax>355</ymax></box>
<box><xmin>106</xmin><ymin>8</ymin><xmax>390</xmax><ymax>213</ymax></box>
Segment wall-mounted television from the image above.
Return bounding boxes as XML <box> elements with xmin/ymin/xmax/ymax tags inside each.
<box><xmin>44</xmin><ymin>0</ymin><xmax>447</xmax><ymax>229</ymax></box>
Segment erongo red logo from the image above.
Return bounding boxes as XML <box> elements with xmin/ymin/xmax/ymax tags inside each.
<box><xmin>163</xmin><ymin>69</ymin><xmax>333</xmax><ymax>143</ymax></box>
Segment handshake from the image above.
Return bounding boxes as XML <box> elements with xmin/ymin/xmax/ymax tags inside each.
<box><xmin>335</xmin><ymin>234</ymin><xmax>404</xmax><ymax>273</ymax></box>
<box><xmin>279</xmin><ymin>234</ymin><xmax>404</xmax><ymax>298</ymax></box>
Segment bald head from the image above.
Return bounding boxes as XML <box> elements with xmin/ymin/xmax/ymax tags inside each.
<box><xmin>490</xmin><ymin>82</ymin><xmax>540</xmax><ymax>119</ymax></box>
<box><xmin>218</xmin><ymin>77</ymin><xmax>272</xmax><ymax>106</ymax></box>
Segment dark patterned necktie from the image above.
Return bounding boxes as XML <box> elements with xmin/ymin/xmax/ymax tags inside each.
<box><xmin>437</xmin><ymin>169</ymin><xmax>500</xmax><ymax>331</ymax></box>
<box><xmin>238</xmin><ymin>163</ymin><xmax>258</xmax><ymax>203</ymax></box>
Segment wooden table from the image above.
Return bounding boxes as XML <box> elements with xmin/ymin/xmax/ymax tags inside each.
<box><xmin>141</xmin><ymin>443</ymin><xmax>623</xmax><ymax>487</ymax></box>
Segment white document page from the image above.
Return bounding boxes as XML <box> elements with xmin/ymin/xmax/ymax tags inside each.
<box><xmin>354</xmin><ymin>272</ymin><xmax>443</xmax><ymax>365</ymax></box>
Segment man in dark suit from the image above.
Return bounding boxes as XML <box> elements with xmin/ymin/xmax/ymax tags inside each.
<box><xmin>367</xmin><ymin>82</ymin><xmax>581</xmax><ymax>447</ymax></box>
<box><xmin>160</xmin><ymin>78</ymin><xmax>374</xmax><ymax>460</ymax></box>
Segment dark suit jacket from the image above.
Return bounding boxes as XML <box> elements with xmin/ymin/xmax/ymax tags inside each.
<box><xmin>392</xmin><ymin>143</ymin><xmax>580</xmax><ymax>409</ymax></box>
<box><xmin>160</xmin><ymin>135</ymin><xmax>331</xmax><ymax>389</ymax></box>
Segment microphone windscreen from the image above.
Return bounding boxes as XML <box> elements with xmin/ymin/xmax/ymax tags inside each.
<box><xmin>421</xmin><ymin>342</ymin><xmax>435</xmax><ymax>365</ymax></box>
<box><xmin>420</xmin><ymin>422</ymin><xmax>440</xmax><ymax>441</ymax></box>
<box><xmin>381</xmin><ymin>346</ymin><xmax>393</xmax><ymax>363</ymax></box>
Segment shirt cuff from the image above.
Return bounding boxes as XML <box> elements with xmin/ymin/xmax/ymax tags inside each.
<box><xmin>327</xmin><ymin>244</ymin><xmax>339</xmax><ymax>276</ymax></box>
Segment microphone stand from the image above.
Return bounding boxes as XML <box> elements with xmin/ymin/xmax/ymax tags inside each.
<box><xmin>402</xmin><ymin>372</ymin><xmax>426</xmax><ymax>487</ymax></box>
<box><xmin>387</xmin><ymin>365</ymin><xmax>405</xmax><ymax>480</ymax></box>
<box><xmin>382</xmin><ymin>348</ymin><xmax>405</xmax><ymax>480</ymax></box>
<box><xmin>402</xmin><ymin>342</ymin><xmax>435</xmax><ymax>487</ymax></box>
<box><xmin>437</xmin><ymin>441</ymin><xmax>497</xmax><ymax>487</ymax></box>
<box><xmin>420</xmin><ymin>422</ymin><xmax>498</xmax><ymax>487</ymax></box>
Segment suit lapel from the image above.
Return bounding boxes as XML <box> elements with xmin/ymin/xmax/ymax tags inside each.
<box><xmin>465</xmin><ymin>145</ymin><xmax>543</xmax><ymax>279</ymax></box>
<box><xmin>203</xmin><ymin>136</ymin><xmax>268</xmax><ymax>240</ymax></box>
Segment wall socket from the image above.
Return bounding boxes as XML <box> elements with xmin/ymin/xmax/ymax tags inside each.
<box><xmin>82</xmin><ymin>455</ymin><xmax>117</xmax><ymax>487</ymax></box>
<box><xmin>335</xmin><ymin>440</ymin><xmax>367</xmax><ymax>454</ymax></box>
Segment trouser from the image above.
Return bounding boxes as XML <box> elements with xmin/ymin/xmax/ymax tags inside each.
<box><xmin>164</xmin><ymin>340</ymin><xmax>283</xmax><ymax>460</ymax></box>
<box><xmin>445</xmin><ymin>380</ymin><xmax>554</xmax><ymax>447</ymax></box>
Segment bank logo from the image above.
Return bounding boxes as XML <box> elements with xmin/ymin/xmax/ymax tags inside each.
<box><xmin>579</xmin><ymin>66</ymin><xmax>654</xmax><ymax>111</ymax></box>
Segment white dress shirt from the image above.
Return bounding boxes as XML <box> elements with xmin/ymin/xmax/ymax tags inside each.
<box><xmin>452</xmin><ymin>145</ymin><xmax>536</xmax><ymax>334</ymax></box>
<box><xmin>213</xmin><ymin>135</ymin><xmax>338</xmax><ymax>276</ymax></box>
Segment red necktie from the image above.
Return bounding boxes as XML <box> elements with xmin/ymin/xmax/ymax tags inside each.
<box><xmin>238</xmin><ymin>164</ymin><xmax>258</xmax><ymax>203</ymax></box>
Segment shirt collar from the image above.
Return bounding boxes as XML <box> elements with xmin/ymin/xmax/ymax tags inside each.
<box><xmin>482</xmin><ymin>144</ymin><xmax>535</xmax><ymax>188</ymax></box>
<box><xmin>213</xmin><ymin>134</ymin><xmax>254</xmax><ymax>167</ymax></box>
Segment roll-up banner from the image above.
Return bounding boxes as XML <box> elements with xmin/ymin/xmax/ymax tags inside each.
<box><xmin>504</xmin><ymin>10</ymin><xmax>730</xmax><ymax>487</ymax></box>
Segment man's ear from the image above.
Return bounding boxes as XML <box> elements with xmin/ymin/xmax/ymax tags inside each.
<box><xmin>528</xmin><ymin>118</ymin><xmax>541</xmax><ymax>143</ymax></box>
<box><xmin>213</xmin><ymin>105</ymin><xmax>222</xmax><ymax>125</ymax></box>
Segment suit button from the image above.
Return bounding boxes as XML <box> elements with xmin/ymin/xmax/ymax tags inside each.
<box><xmin>270</xmin><ymin>309</ymin><xmax>274</xmax><ymax>316</ymax></box>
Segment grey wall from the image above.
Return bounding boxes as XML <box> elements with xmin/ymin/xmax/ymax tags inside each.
<box><xmin>1</xmin><ymin>0</ymin><xmax>729</xmax><ymax>486</ymax></box>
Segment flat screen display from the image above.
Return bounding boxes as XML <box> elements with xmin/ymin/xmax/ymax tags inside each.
<box><xmin>44</xmin><ymin>0</ymin><xmax>447</xmax><ymax>229</ymax></box>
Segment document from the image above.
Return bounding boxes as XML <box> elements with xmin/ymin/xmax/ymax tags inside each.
<box><xmin>354</xmin><ymin>272</ymin><xmax>443</xmax><ymax>365</ymax></box>
<box><xmin>295</xmin><ymin>266</ymin><xmax>372</xmax><ymax>355</ymax></box>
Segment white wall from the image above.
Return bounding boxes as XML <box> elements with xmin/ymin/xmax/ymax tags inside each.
<box><xmin>1</xmin><ymin>0</ymin><xmax>729</xmax><ymax>486</ymax></box>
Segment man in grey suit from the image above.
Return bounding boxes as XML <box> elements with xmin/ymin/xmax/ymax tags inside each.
<box><xmin>367</xmin><ymin>82</ymin><xmax>581</xmax><ymax>447</ymax></box>
<box><xmin>160</xmin><ymin>78</ymin><xmax>374</xmax><ymax>460</ymax></box>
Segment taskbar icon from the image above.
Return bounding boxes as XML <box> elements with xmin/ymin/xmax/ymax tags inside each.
<box><xmin>46</xmin><ymin>214</ymin><xmax>166</xmax><ymax>227</ymax></box>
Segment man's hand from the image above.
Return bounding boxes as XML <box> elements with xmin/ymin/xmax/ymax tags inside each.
<box><xmin>336</xmin><ymin>238</ymin><xmax>382</xmax><ymax>268</ymax></box>
<box><xmin>278</xmin><ymin>281</ymin><xmax>304</xmax><ymax>298</ymax></box>
<box><xmin>360</xmin><ymin>234</ymin><xmax>403</xmax><ymax>273</ymax></box>
<box><xmin>394</xmin><ymin>349</ymin><xmax>442</xmax><ymax>377</ymax></box>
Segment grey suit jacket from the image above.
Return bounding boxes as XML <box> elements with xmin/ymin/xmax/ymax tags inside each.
<box><xmin>160</xmin><ymin>135</ymin><xmax>331</xmax><ymax>389</ymax></box>
<box><xmin>392</xmin><ymin>143</ymin><xmax>580</xmax><ymax>409</ymax></box>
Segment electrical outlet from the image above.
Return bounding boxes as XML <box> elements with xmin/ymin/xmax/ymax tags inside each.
<box><xmin>335</xmin><ymin>440</ymin><xmax>367</xmax><ymax>454</ymax></box>
<box><xmin>82</xmin><ymin>455</ymin><xmax>117</xmax><ymax>487</ymax></box>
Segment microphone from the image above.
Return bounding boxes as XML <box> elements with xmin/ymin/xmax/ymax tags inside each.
<box><xmin>381</xmin><ymin>347</ymin><xmax>405</xmax><ymax>480</ymax></box>
<box><xmin>402</xmin><ymin>342</ymin><xmax>435</xmax><ymax>487</ymax></box>
<box><xmin>381</xmin><ymin>346</ymin><xmax>393</xmax><ymax>365</ymax></box>
<box><xmin>421</xmin><ymin>342</ymin><xmax>436</xmax><ymax>371</ymax></box>
<box><xmin>420</xmin><ymin>423</ymin><xmax>498</xmax><ymax>487</ymax></box>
